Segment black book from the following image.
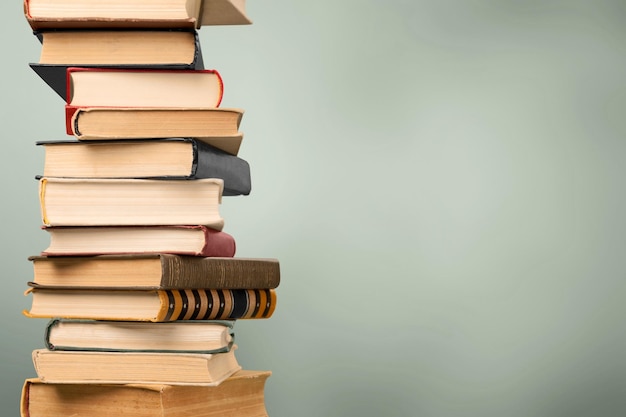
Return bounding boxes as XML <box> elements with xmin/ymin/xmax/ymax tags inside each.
<box><xmin>37</xmin><ymin>138</ymin><xmax>251</xmax><ymax>196</ymax></box>
<box><xmin>30</xmin><ymin>29</ymin><xmax>204</xmax><ymax>101</ymax></box>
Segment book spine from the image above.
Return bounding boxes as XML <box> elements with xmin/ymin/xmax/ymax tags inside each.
<box><xmin>65</xmin><ymin>105</ymin><xmax>77</xmax><ymax>136</ymax></box>
<box><xmin>160</xmin><ymin>255</ymin><xmax>279</xmax><ymax>289</ymax></box>
<box><xmin>38</xmin><ymin>178</ymin><xmax>49</xmax><ymax>226</ymax></box>
<box><xmin>193</xmin><ymin>140</ymin><xmax>251</xmax><ymax>196</ymax></box>
<box><xmin>158</xmin><ymin>289</ymin><xmax>276</xmax><ymax>321</ymax></box>
<box><xmin>20</xmin><ymin>378</ymin><xmax>32</xmax><ymax>417</ymax></box>
<box><xmin>43</xmin><ymin>318</ymin><xmax>59</xmax><ymax>350</ymax></box>
<box><xmin>200</xmin><ymin>227</ymin><xmax>236</xmax><ymax>257</ymax></box>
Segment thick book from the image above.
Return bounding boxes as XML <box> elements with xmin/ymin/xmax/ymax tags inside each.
<box><xmin>68</xmin><ymin>108</ymin><xmax>244</xmax><ymax>155</ymax></box>
<box><xmin>31</xmin><ymin>29</ymin><xmax>204</xmax><ymax>101</ymax></box>
<box><xmin>38</xmin><ymin>138</ymin><xmax>251</xmax><ymax>194</ymax></box>
<box><xmin>24</xmin><ymin>288</ymin><xmax>277</xmax><ymax>321</ymax></box>
<box><xmin>30</xmin><ymin>346</ymin><xmax>241</xmax><ymax>385</ymax></box>
<box><xmin>41</xmin><ymin>225</ymin><xmax>236</xmax><ymax>257</ymax></box>
<box><xmin>44</xmin><ymin>319</ymin><xmax>234</xmax><ymax>353</ymax></box>
<box><xmin>21</xmin><ymin>369</ymin><xmax>271</xmax><ymax>417</ymax></box>
<box><xmin>65</xmin><ymin>67</ymin><xmax>224</xmax><ymax>126</ymax></box>
<box><xmin>24</xmin><ymin>0</ymin><xmax>252</xmax><ymax>30</ymax></box>
<box><xmin>28</xmin><ymin>254</ymin><xmax>280</xmax><ymax>289</ymax></box>
<box><xmin>38</xmin><ymin>177</ymin><xmax>224</xmax><ymax>228</ymax></box>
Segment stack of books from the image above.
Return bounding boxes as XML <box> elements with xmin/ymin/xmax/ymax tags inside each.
<box><xmin>20</xmin><ymin>1</ymin><xmax>279</xmax><ymax>416</ymax></box>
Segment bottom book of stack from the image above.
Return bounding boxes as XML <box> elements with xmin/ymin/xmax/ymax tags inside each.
<box><xmin>21</xmin><ymin>370</ymin><xmax>271</xmax><ymax>417</ymax></box>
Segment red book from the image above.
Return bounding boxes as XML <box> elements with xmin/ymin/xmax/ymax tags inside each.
<box><xmin>41</xmin><ymin>225</ymin><xmax>236</xmax><ymax>257</ymax></box>
<box><xmin>64</xmin><ymin>67</ymin><xmax>224</xmax><ymax>135</ymax></box>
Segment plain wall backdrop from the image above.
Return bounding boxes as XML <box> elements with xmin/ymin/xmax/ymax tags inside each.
<box><xmin>2</xmin><ymin>1</ymin><xmax>626</xmax><ymax>416</ymax></box>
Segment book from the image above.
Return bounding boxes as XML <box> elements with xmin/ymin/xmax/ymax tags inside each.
<box><xmin>44</xmin><ymin>318</ymin><xmax>234</xmax><ymax>353</ymax></box>
<box><xmin>24</xmin><ymin>0</ymin><xmax>252</xmax><ymax>30</ymax></box>
<box><xmin>41</xmin><ymin>225</ymin><xmax>236</xmax><ymax>257</ymax></box>
<box><xmin>67</xmin><ymin>107</ymin><xmax>244</xmax><ymax>155</ymax></box>
<box><xmin>37</xmin><ymin>138</ymin><xmax>251</xmax><ymax>194</ymax></box>
<box><xmin>38</xmin><ymin>177</ymin><xmax>224</xmax><ymax>228</ymax></box>
<box><xmin>65</xmin><ymin>67</ymin><xmax>223</xmax><ymax>113</ymax></box>
<box><xmin>31</xmin><ymin>29</ymin><xmax>204</xmax><ymax>100</ymax></box>
<box><xmin>24</xmin><ymin>288</ymin><xmax>278</xmax><ymax>321</ymax></box>
<box><xmin>30</xmin><ymin>346</ymin><xmax>241</xmax><ymax>385</ymax></box>
<box><xmin>28</xmin><ymin>254</ymin><xmax>280</xmax><ymax>289</ymax></box>
<box><xmin>21</xmin><ymin>369</ymin><xmax>271</xmax><ymax>417</ymax></box>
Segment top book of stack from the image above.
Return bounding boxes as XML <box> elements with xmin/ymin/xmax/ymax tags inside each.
<box><xmin>24</xmin><ymin>0</ymin><xmax>251</xmax><ymax>30</ymax></box>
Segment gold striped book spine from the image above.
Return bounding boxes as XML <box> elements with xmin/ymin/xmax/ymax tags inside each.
<box><xmin>159</xmin><ymin>289</ymin><xmax>276</xmax><ymax>321</ymax></box>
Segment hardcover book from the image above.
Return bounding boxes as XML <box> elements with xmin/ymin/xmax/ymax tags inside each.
<box><xmin>24</xmin><ymin>288</ymin><xmax>278</xmax><ymax>321</ymax></box>
<box><xmin>44</xmin><ymin>319</ymin><xmax>235</xmax><ymax>353</ymax></box>
<box><xmin>38</xmin><ymin>138</ymin><xmax>251</xmax><ymax>193</ymax></box>
<box><xmin>41</xmin><ymin>225</ymin><xmax>237</xmax><ymax>257</ymax></box>
<box><xmin>38</xmin><ymin>177</ymin><xmax>224</xmax><ymax>228</ymax></box>
<box><xmin>67</xmin><ymin>107</ymin><xmax>244</xmax><ymax>155</ymax></box>
<box><xmin>21</xmin><ymin>369</ymin><xmax>271</xmax><ymax>417</ymax></box>
<box><xmin>24</xmin><ymin>0</ymin><xmax>252</xmax><ymax>30</ymax></box>
<box><xmin>31</xmin><ymin>29</ymin><xmax>204</xmax><ymax>100</ymax></box>
<box><xmin>30</xmin><ymin>346</ymin><xmax>241</xmax><ymax>385</ymax></box>
<box><xmin>65</xmin><ymin>67</ymin><xmax>224</xmax><ymax>118</ymax></box>
<box><xmin>28</xmin><ymin>254</ymin><xmax>280</xmax><ymax>289</ymax></box>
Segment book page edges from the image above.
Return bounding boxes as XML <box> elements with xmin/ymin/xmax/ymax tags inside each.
<box><xmin>38</xmin><ymin>177</ymin><xmax>48</xmax><ymax>226</ymax></box>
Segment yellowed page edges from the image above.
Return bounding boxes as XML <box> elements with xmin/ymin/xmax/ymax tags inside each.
<box><xmin>39</xmin><ymin>178</ymin><xmax>48</xmax><ymax>226</ymax></box>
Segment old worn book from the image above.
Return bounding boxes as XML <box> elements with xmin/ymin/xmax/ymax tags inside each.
<box><xmin>21</xmin><ymin>369</ymin><xmax>270</xmax><ymax>417</ymax></box>
<box><xmin>30</xmin><ymin>346</ymin><xmax>241</xmax><ymax>385</ymax></box>
<box><xmin>24</xmin><ymin>0</ymin><xmax>252</xmax><ymax>30</ymax></box>
<box><xmin>68</xmin><ymin>108</ymin><xmax>244</xmax><ymax>155</ymax></box>
<box><xmin>41</xmin><ymin>225</ymin><xmax>236</xmax><ymax>257</ymax></box>
<box><xmin>31</xmin><ymin>29</ymin><xmax>204</xmax><ymax>100</ymax></box>
<box><xmin>24</xmin><ymin>288</ymin><xmax>277</xmax><ymax>321</ymax></box>
<box><xmin>38</xmin><ymin>177</ymin><xmax>224</xmax><ymax>228</ymax></box>
<box><xmin>28</xmin><ymin>254</ymin><xmax>280</xmax><ymax>289</ymax></box>
<box><xmin>44</xmin><ymin>319</ymin><xmax>234</xmax><ymax>353</ymax></box>
<box><xmin>65</xmin><ymin>67</ymin><xmax>223</xmax><ymax>121</ymax></box>
<box><xmin>38</xmin><ymin>139</ymin><xmax>251</xmax><ymax>193</ymax></box>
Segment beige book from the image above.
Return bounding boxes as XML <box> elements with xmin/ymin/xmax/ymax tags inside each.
<box><xmin>21</xmin><ymin>369</ymin><xmax>270</xmax><ymax>417</ymax></box>
<box><xmin>38</xmin><ymin>177</ymin><xmax>224</xmax><ymax>228</ymax></box>
<box><xmin>37</xmin><ymin>30</ymin><xmax>199</xmax><ymax>65</ymax></box>
<box><xmin>31</xmin><ymin>346</ymin><xmax>241</xmax><ymax>385</ymax></box>
<box><xmin>25</xmin><ymin>0</ymin><xmax>252</xmax><ymax>30</ymax></box>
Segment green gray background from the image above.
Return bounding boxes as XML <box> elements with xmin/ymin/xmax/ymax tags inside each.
<box><xmin>2</xmin><ymin>1</ymin><xmax>626</xmax><ymax>416</ymax></box>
